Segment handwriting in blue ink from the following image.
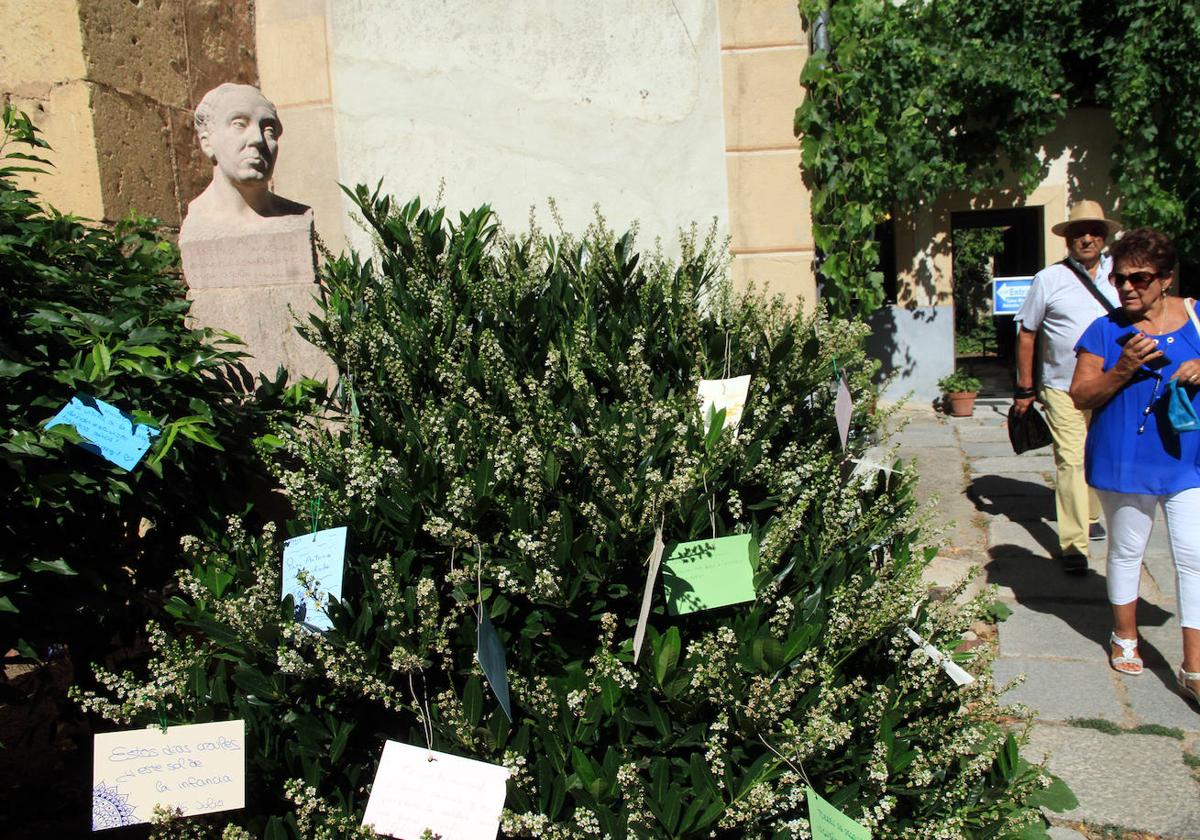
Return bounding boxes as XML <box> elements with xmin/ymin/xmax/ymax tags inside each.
<box><xmin>47</xmin><ymin>395</ymin><xmax>159</xmax><ymax>471</ymax></box>
<box><xmin>282</xmin><ymin>526</ymin><xmax>347</xmax><ymax>632</ymax></box>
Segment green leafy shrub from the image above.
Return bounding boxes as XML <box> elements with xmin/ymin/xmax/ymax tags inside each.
<box><xmin>937</xmin><ymin>371</ymin><xmax>983</xmax><ymax>394</ymax></box>
<box><xmin>79</xmin><ymin>185</ymin><xmax>1070</xmax><ymax>838</ymax></box>
<box><xmin>0</xmin><ymin>108</ymin><xmax>316</xmax><ymax>676</ymax></box>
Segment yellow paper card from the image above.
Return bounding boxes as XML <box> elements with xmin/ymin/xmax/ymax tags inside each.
<box><xmin>92</xmin><ymin>720</ymin><xmax>245</xmax><ymax>830</ymax></box>
<box><xmin>806</xmin><ymin>786</ymin><xmax>870</xmax><ymax>840</ymax></box>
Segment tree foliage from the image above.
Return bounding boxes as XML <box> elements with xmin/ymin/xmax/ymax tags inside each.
<box><xmin>796</xmin><ymin>0</ymin><xmax>1200</xmax><ymax>315</ymax></box>
<box><xmin>79</xmin><ymin>185</ymin><xmax>1071</xmax><ymax>838</ymax></box>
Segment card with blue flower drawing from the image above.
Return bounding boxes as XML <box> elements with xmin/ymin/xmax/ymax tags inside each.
<box><xmin>92</xmin><ymin>720</ymin><xmax>245</xmax><ymax>830</ymax></box>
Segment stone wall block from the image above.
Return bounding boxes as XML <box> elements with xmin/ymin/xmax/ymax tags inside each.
<box><xmin>167</xmin><ymin>106</ymin><xmax>210</xmax><ymax>223</ymax></box>
<box><xmin>721</xmin><ymin>48</ymin><xmax>807</xmax><ymax>150</ymax></box>
<box><xmin>183</xmin><ymin>0</ymin><xmax>257</xmax><ymax>108</ymax></box>
<box><xmin>5</xmin><ymin>83</ymin><xmax>105</xmax><ymax>220</ymax></box>
<box><xmin>90</xmin><ymin>84</ymin><xmax>179</xmax><ymax>223</ymax></box>
<box><xmin>731</xmin><ymin>253</ymin><xmax>818</xmax><ymax>313</ymax></box>
<box><xmin>718</xmin><ymin>0</ymin><xmax>804</xmax><ymax>49</ymax></box>
<box><xmin>0</xmin><ymin>0</ymin><xmax>87</xmax><ymax>93</ymax></box>
<box><xmin>725</xmin><ymin>151</ymin><xmax>812</xmax><ymax>252</ymax></box>
<box><xmin>77</xmin><ymin>0</ymin><xmax>189</xmax><ymax>108</ymax></box>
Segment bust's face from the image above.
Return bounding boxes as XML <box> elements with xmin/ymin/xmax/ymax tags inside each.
<box><xmin>200</xmin><ymin>86</ymin><xmax>281</xmax><ymax>186</ymax></box>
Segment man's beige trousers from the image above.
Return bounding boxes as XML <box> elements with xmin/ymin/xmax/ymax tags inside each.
<box><xmin>1041</xmin><ymin>386</ymin><xmax>1101</xmax><ymax>555</ymax></box>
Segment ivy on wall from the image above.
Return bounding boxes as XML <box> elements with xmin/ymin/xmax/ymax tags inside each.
<box><xmin>795</xmin><ymin>0</ymin><xmax>1200</xmax><ymax>316</ymax></box>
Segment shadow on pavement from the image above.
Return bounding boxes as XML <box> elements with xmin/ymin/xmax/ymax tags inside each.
<box><xmin>968</xmin><ymin>473</ymin><xmax>1058</xmax><ymax>555</ymax></box>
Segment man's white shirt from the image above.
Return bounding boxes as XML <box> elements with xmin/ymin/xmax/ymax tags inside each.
<box><xmin>1015</xmin><ymin>255</ymin><xmax>1118</xmax><ymax>392</ymax></box>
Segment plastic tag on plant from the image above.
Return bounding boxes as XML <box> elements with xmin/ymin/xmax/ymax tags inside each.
<box><xmin>632</xmin><ymin>523</ymin><xmax>666</xmax><ymax>663</ymax></box>
<box><xmin>92</xmin><ymin>720</ymin><xmax>245</xmax><ymax>830</ymax></box>
<box><xmin>477</xmin><ymin>609</ymin><xmax>512</xmax><ymax>720</ymax></box>
<box><xmin>661</xmin><ymin>534</ymin><xmax>757</xmax><ymax>615</ymax></box>
<box><xmin>835</xmin><ymin>370</ymin><xmax>852</xmax><ymax>451</ymax></box>
<box><xmin>47</xmin><ymin>394</ymin><xmax>160</xmax><ymax>471</ymax></box>
<box><xmin>697</xmin><ymin>375</ymin><xmax>751</xmax><ymax>437</ymax></box>
<box><xmin>904</xmin><ymin>626</ymin><xmax>975</xmax><ymax>686</ymax></box>
<box><xmin>281</xmin><ymin>526</ymin><xmax>347</xmax><ymax>632</ymax></box>
<box><xmin>806</xmin><ymin>786</ymin><xmax>870</xmax><ymax>839</ymax></box>
<box><xmin>362</xmin><ymin>740</ymin><xmax>509</xmax><ymax>840</ymax></box>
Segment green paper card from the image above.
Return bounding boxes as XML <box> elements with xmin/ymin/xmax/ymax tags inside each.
<box><xmin>662</xmin><ymin>534</ymin><xmax>757</xmax><ymax>615</ymax></box>
<box><xmin>806</xmin><ymin>787</ymin><xmax>870</xmax><ymax>840</ymax></box>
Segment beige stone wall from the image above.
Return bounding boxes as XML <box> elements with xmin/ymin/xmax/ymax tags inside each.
<box><xmin>0</xmin><ymin>0</ymin><xmax>256</xmax><ymax>226</ymax></box>
<box><xmin>718</xmin><ymin>0</ymin><xmax>816</xmax><ymax>312</ymax></box>
<box><xmin>255</xmin><ymin>0</ymin><xmax>344</xmax><ymax>254</ymax></box>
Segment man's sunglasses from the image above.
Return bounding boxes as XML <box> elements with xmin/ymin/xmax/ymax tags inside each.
<box><xmin>1110</xmin><ymin>271</ymin><xmax>1161</xmax><ymax>288</ymax></box>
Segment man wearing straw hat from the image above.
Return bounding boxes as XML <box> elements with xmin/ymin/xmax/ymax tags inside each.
<box><xmin>1013</xmin><ymin>200</ymin><xmax>1121</xmax><ymax>573</ymax></box>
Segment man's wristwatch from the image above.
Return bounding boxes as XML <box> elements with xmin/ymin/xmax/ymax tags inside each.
<box><xmin>1013</xmin><ymin>385</ymin><xmax>1037</xmax><ymax>399</ymax></box>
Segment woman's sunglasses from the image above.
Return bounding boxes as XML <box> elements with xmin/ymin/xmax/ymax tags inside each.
<box><xmin>1110</xmin><ymin>270</ymin><xmax>1161</xmax><ymax>289</ymax></box>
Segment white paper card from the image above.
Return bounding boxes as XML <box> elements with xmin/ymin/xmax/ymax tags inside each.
<box><xmin>92</xmin><ymin>720</ymin><xmax>245</xmax><ymax>830</ymax></box>
<box><xmin>697</xmin><ymin>375</ymin><xmax>751</xmax><ymax>435</ymax></box>
<box><xmin>282</xmin><ymin>526</ymin><xmax>347</xmax><ymax>632</ymax></box>
<box><xmin>362</xmin><ymin>741</ymin><xmax>510</xmax><ymax>840</ymax></box>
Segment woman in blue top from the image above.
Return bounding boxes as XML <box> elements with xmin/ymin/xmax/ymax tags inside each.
<box><xmin>1071</xmin><ymin>228</ymin><xmax>1200</xmax><ymax>708</ymax></box>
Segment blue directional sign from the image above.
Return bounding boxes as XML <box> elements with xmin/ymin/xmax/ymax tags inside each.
<box><xmin>992</xmin><ymin>276</ymin><xmax>1033</xmax><ymax>316</ymax></box>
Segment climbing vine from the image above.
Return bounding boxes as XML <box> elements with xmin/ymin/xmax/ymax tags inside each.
<box><xmin>796</xmin><ymin>0</ymin><xmax>1200</xmax><ymax>315</ymax></box>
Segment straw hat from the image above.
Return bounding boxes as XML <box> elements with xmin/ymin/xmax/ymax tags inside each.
<box><xmin>1051</xmin><ymin>200</ymin><xmax>1121</xmax><ymax>237</ymax></box>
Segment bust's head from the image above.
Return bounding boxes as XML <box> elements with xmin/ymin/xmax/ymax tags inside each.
<box><xmin>194</xmin><ymin>84</ymin><xmax>282</xmax><ymax>187</ymax></box>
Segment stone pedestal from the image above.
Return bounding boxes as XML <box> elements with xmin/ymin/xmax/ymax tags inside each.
<box><xmin>180</xmin><ymin>209</ymin><xmax>335</xmax><ymax>381</ymax></box>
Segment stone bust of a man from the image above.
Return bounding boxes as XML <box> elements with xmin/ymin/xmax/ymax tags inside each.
<box><xmin>181</xmin><ymin>83</ymin><xmax>309</xmax><ymax>237</ymax></box>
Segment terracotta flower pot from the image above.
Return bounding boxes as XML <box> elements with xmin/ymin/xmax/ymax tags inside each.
<box><xmin>945</xmin><ymin>391</ymin><xmax>978</xmax><ymax>417</ymax></box>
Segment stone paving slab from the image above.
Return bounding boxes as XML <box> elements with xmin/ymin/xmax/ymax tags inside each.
<box><xmin>957</xmin><ymin>423</ymin><xmax>1013</xmax><ymax>443</ymax></box>
<box><xmin>997</xmin><ymin>602</ymin><xmax>1113</xmax><ymax>660</ymax></box>
<box><xmin>970</xmin><ymin>472</ymin><xmax>1055</xmax><ymax>500</ymax></box>
<box><xmin>989</xmin><ymin>518</ymin><xmax>1063</xmax><ymax>558</ymax></box>
<box><xmin>1123</xmin><ymin>667</ymin><xmax>1200</xmax><ymax>732</ymax></box>
<box><xmin>1047</xmin><ymin>828</ymin><xmax>1087</xmax><ymax>840</ymax></box>
<box><xmin>1025</xmin><ymin>724</ymin><xmax>1200</xmax><ymax>837</ymax></box>
<box><xmin>961</xmin><ymin>440</ymin><xmax>1033</xmax><ymax>458</ymax></box>
<box><xmin>994</xmin><ymin>658</ymin><xmax>1126</xmax><ymax>722</ymax></box>
<box><xmin>985</xmin><ymin>550</ymin><xmax>1115</xmax><ymax>603</ymax></box>
<box><xmin>972</xmin><ymin>455</ymin><xmax>1056</xmax><ymax>474</ymax></box>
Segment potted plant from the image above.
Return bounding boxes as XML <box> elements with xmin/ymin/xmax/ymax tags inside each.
<box><xmin>938</xmin><ymin>370</ymin><xmax>982</xmax><ymax>416</ymax></box>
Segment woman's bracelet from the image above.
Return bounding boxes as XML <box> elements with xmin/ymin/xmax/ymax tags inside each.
<box><xmin>1013</xmin><ymin>386</ymin><xmax>1037</xmax><ymax>399</ymax></box>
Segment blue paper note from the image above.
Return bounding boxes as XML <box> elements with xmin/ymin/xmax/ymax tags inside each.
<box><xmin>47</xmin><ymin>395</ymin><xmax>160</xmax><ymax>471</ymax></box>
<box><xmin>281</xmin><ymin>526</ymin><xmax>347</xmax><ymax>632</ymax></box>
<box><xmin>477</xmin><ymin>609</ymin><xmax>512</xmax><ymax>721</ymax></box>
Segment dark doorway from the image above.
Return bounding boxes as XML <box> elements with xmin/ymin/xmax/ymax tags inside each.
<box><xmin>950</xmin><ymin>207</ymin><xmax>1044</xmax><ymax>368</ymax></box>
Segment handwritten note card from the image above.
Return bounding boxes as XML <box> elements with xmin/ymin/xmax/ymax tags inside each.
<box><xmin>697</xmin><ymin>375</ymin><xmax>751</xmax><ymax>436</ymax></box>
<box><xmin>806</xmin><ymin>787</ymin><xmax>870</xmax><ymax>840</ymax></box>
<box><xmin>662</xmin><ymin>534</ymin><xmax>757</xmax><ymax>615</ymax></box>
<box><xmin>362</xmin><ymin>741</ymin><xmax>510</xmax><ymax>840</ymax></box>
<box><xmin>48</xmin><ymin>395</ymin><xmax>159</xmax><ymax>471</ymax></box>
<box><xmin>92</xmin><ymin>720</ymin><xmax>245</xmax><ymax>831</ymax></box>
<box><xmin>281</xmin><ymin>526</ymin><xmax>347</xmax><ymax>632</ymax></box>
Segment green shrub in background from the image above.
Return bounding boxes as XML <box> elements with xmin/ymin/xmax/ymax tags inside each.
<box><xmin>78</xmin><ymin>184</ymin><xmax>1073</xmax><ymax>838</ymax></box>
<box><xmin>0</xmin><ymin>108</ymin><xmax>318</xmax><ymax>690</ymax></box>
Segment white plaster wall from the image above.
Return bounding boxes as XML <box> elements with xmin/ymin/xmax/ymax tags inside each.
<box><xmin>326</xmin><ymin>0</ymin><xmax>729</xmax><ymax>255</ymax></box>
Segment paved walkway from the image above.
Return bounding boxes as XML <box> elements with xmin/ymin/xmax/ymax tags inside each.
<box><xmin>889</xmin><ymin>400</ymin><xmax>1200</xmax><ymax>839</ymax></box>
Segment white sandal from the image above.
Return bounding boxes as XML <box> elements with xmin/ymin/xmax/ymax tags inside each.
<box><xmin>1178</xmin><ymin>666</ymin><xmax>1200</xmax><ymax>705</ymax></box>
<box><xmin>1109</xmin><ymin>632</ymin><xmax>1143</xmax><ymax>675</ymax></box>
